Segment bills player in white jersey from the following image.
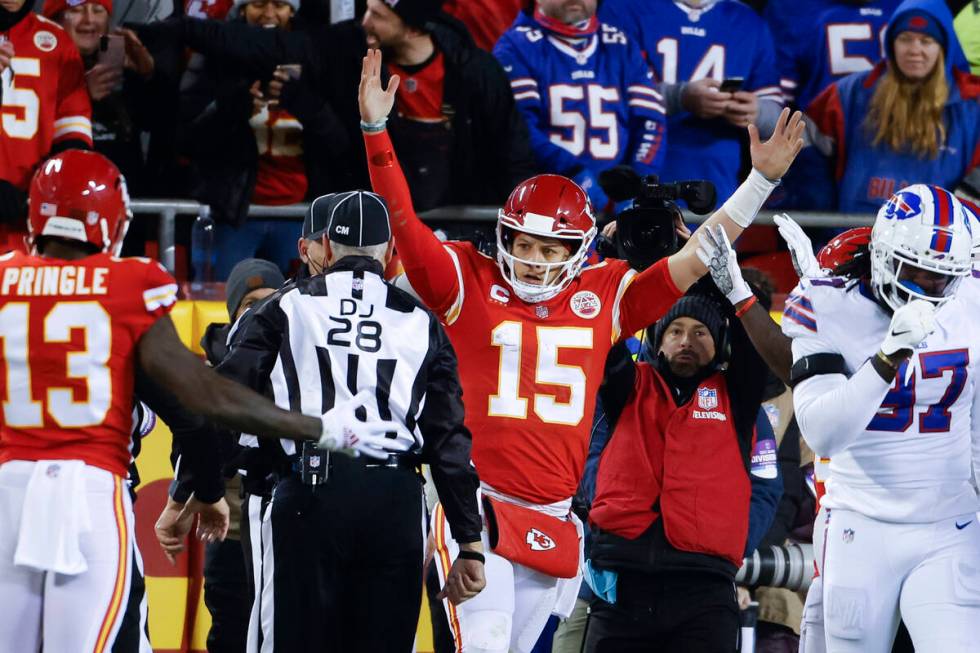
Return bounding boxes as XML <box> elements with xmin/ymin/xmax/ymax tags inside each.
<box><xmin>783</xmin><ymin>184</ymin><xmax>980</xmax><ymax>652</ymax></box>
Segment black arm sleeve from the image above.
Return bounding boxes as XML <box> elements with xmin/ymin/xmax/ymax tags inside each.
<box><xmin>418</xmin><ymin>316</ymin><xmax>482</xmax><ymax>544</ymax></box>
<box><xmin>598</xmin><ymin>341</ymin><xmax>636</xmax><ymax>431</ymax></box>
<box><xmin>214</xmin><ymin>295</ymin><xmax>285</xmax><ymax>392</ymax></box>
<box><xmin>134</xmin><ymin>366</ymin><xmax>225</xmax><ymax>504</ymax></box>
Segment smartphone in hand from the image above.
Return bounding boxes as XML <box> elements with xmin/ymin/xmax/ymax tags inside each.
<box><xmin>98</xmin><ymin>34</ymin><xmax>125</xmax><ymax>73</ymax></box>
<box><xmin>719</xmin><ymin>77</ymin><xmax>744</xmax><ymax>93</ymax></box>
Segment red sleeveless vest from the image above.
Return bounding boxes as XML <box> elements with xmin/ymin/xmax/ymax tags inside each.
<box><xmin>590</xmin><ymin>363</ymin><xmax>751</xmax><ymax>566</ymax></box>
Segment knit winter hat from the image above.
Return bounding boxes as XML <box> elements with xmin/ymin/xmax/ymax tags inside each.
<box><xmin>888</xmin><ymin>10</ymin><xmax>948</xmax><ymax>59</ymax></box>
<box><xmin>652</xmin><ymin>294</ymin><xmax>726</xmax><ymax>352</ymax></box>
<box><xmin>381</xmin><ymin>0</ymin><xmax>441</xmax><ymax>29</ymax></box>
<box><xmin>233</xmin><ymin>0</ymin><xmax>300</xmax><ymax>15</ymax></box>
<box><xmin>225</xmin><ymin>258</ymin><xmax>285</xmax><ymax>319</ymax></box>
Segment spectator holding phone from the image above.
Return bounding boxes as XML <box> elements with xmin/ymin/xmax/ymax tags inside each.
<box><xmin>599</xmin><ymin>0</ymin><xmax>784</xmax><ymax>202</ymax></box>
<box><xmin>43</xmin><ymin>0</ymin><xmax>159</xmax><ymax>194</ymax></box>
<box><xmin>178</xmin><ymin>0</ymin><xmax>352</xmax><ymax>279</ymax></box>
<box><xmin>805</xmin><ymin>0</ymin><xmax>980</xmax><ymax>213</ymax></box>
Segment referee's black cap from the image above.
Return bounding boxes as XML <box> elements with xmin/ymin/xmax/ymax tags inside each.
<box><xmin>303</xmin><ymin>191</ymin><xmax>391</xmax><ymax>247</ymax></box>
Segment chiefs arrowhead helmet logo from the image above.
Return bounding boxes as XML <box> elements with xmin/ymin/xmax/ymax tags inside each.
<box><xmin>526</xmin><ymin>528</ymin><xmax>556</xmax><ymax>551</ymax></box>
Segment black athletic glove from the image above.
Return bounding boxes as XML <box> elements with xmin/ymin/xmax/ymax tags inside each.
<box><xmin>0</xmin><ymin>180</ymin><xmax>27</xmax><ymax>225</ymax></box>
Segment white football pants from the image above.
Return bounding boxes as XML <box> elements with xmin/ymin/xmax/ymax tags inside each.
<box><xmin>821</xmin><ymin>507</ymin><xmax>980</xmax><ymax>653</ymax></box>
<box><xmin>0</xmin><ymin>460</ymin><xmax>136</xmax><ymax>652</ymax></box>
<box><xmin>431</xmin><ymin>503</ymin><xmax>566</xmax><ymax>653</ymax></box>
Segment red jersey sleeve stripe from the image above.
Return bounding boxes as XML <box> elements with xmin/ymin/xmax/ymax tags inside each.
<box><xmin>143</xmin><ymin>283</ymin><xmax>178</xmax><ymax>312</ymax></box>
<box><xmin>52</xmin><ymin>116</ymin><xmax>93</xmax><ymax>141</ymax></box>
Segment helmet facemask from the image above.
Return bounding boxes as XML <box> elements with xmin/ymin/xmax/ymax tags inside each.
<box><xmin>870</xmin><ymin>238</ymin><xmax>969</xmax><ymax>311</ymax></box>
<box><xmin>495</xmin><ymin>217</ymin><xmax>596</xmax><ymax>303</ymax></box>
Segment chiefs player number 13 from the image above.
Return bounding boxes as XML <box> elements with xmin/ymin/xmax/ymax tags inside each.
<box><xmin>0</xmin><ymin>301</ymin><xmax>112</xmax><ymax>428</ymax></box>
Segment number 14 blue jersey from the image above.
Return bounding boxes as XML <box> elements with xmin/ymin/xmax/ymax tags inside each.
<box><xmin>599</xmin><ymin>0</ymin><xmax>782</xmax><ymax>200</ymax></box>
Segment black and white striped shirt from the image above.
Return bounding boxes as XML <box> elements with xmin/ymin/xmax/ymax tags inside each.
<box><xmin>217</xmin><ymin>256</ymin><xmax>482</xmax><ymax>542</ymax></box>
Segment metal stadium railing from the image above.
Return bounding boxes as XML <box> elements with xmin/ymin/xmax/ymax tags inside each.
<box><xmin>130</xmin><ymin>199</ymin><xmax>875</xmax><ymax>273</ymax></box>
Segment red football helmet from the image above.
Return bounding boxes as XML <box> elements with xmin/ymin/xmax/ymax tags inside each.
<box><xmin>28</xmin><ymin>150</ymin><xmax>131</xmax><ymax>255</ymax></box>
<box><xmin>816</xmin><ymin>226</ymin><xmax>871</xmax><ymax>274</ymax></box>
<box><xmin>496</xmin><ymin>174</ymin><xmax>597</xmax><ymax>302</ymax></box>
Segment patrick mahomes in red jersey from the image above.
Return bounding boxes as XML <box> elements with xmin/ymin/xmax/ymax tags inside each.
<box><xmin>0</xmin><ymin>0</ymin><xmax>93</xmax><ymax>251</ymax></box>
<box><xmin>359</xmin><ymin>48</ymin><xmax>807</xmax><ymax>653</ymax></box>
<box><xmin>0</xmin><ymin>151</ymin><xmax>382</xmax><ymax>652</ymax></box>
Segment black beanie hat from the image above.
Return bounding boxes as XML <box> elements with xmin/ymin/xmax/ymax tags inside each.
<box><xmin>651</xmin><ymin>295</ymin><xmax>726</xmax><ymax>352</ymax></box>
<box><xmin>382</xmin><ymin>0</ymin><xmax>441</xmax><ymax>29</ymax></box>
<box><xmin>225</xmin><ymin>258</ymin><xmax>285</xmax><ymax>319</ymax></box>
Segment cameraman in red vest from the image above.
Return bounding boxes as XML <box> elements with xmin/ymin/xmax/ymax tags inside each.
<box><xmin>585</xmin><ymin>290</ymin><xmax>773</xmax><ymax>653</ymax></box>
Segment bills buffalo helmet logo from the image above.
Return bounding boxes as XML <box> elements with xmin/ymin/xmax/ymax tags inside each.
<box><xmin>697</xmin><ymin>387</ymin><xmax>718</xmax><ymax>410</ymax></box>
<box><xmin>882</xmin><ymin>191</ymin><xmax>923</xmax><ymax>221</ymax></box>
<box><xmin>526</xmin><ymin>528</ymin><xmax>556</xmax><ymax>552</ymax></box>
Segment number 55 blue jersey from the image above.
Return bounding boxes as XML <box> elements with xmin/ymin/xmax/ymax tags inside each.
<box><xmin>493</xmin><ymin>11</ymin><xmax>667</xmax><ymax>178</ymax></box>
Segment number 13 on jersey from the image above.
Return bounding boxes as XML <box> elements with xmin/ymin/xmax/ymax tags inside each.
<box><xmin>489</xmin><ymin>322</ymin><xmax>592</xmax><ymax>426</ymax></box>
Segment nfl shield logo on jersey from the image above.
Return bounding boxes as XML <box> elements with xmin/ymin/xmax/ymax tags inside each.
<box><xmin>842</xmin><ymin>528</ymin><xmax>855</xmax><ymax>543</ymax></box>
<box><xmin>697</xmin><ymin>388</ymin><xmax>718</xmax><ymax>410</ymax></box>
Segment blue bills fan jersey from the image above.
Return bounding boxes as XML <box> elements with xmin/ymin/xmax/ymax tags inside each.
<box><xmin>783</xmin><ymin>278</ymin><xmax>980</xmax><ymax>523</ymax></box>
<box><xmin>599</xmin><ymin>0</ymin><xmax>783</xmax><ymax>200</ymax></box>
<box><xmin>778</xmin><ymin>0</ymin><xmax>899</xmax><ymax>109</ymax></box>
<box><xmin>493</xmin><ymin>12</ymin><xmax>667</xmax><ymax>177</ymax></box>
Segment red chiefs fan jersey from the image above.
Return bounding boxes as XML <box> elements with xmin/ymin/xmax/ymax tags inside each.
<box><xmin>250</xmin><ymin>105</ymin><xmax>307</xmax><ymax>205</ymax></box>
<box><xmin>0</xmin><ymin>14</ymin><xmax>93</xmax><ymax>191</ymax></box>
<box><xmin>441</xmin><ymin>243</ymin><xmax>675</xmax><ymax>504</ymax></box>
<box><xmin>0</xmin><ymin>252</ymin><xmax>177</xmax><ymax>477</ymax></box>
<box><xmin>185</xmin><ymin>0</ymin><xmax>234</xmax><ymax>19</ymax></box>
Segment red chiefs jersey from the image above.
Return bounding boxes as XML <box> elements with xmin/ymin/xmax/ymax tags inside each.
<box><xmin>250</xmin><ymin>105</ymin><xmax>307</xmax><ymax>205</ymax></box>
<box><xmin>440</xmin><ymin>243</ymin><xmax>677</xmax><ymax>504</ymax></box>
<box><xmin>185</xmin><ymin>0</ymin><xmax>233</xmax><ymax>20</ymax></box>
<box><xmin>0</xmin><ymin>14</ymin><xmax>93</xmax><ymax>191</ymax></box>
<box><xmin>0</xmin><ymin>252</ymin><xmax>177</xmax><ymax>477</ymax></box>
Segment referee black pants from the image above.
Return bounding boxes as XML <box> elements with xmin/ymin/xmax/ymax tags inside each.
<box><xmin>263</xmin><ymin>455</ymin><xmax>425</xmax><ymax>652</ymax></box>
<box><xmin>584</xmin><ymin>571</ymin><xmax>739</xmax><ymax>653</ymax></box>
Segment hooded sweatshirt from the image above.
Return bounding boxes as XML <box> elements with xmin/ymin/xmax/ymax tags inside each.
<box><xmin>806</xmin><ymin>0</ymin><xmax>980</xmax><ymax>214</ymax></box>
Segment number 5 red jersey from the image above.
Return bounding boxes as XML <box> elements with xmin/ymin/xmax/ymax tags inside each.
<box><xmin>0</xmin><ymin>252</ymin><xmax>176</xmax><ymax>477</ymax></box>
<box><xmin>0</xmin><ymin>15</ymin><xmax>92</xmax><ymax>191</ymax></box>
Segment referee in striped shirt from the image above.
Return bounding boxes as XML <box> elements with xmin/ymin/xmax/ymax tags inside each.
<box><xmin>217</xmin><ymin>191</ymin><xmax>485</xmax><ymax>652</ymax></box>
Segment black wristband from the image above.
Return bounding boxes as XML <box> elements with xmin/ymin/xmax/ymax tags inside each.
<box><xmin>457</xmin><ymin>550</ymin><xmax>485</xmax><ymax>564</ymax></box>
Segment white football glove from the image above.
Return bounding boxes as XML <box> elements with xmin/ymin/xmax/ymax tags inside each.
<box><xmin>696</xmin><ymin>224</ymin><xmax>754</xmax><ymax>305</ymax></box>
<box><xmin>318</xmin><ymin>389</ymin><xmax>414</xmax><ymax>460</ymax></box>
<box><xmin>773</xmin><ymin>213</ymin><xmax>821</xmax><ymax>278</ymax></box>
<box><xmin>880</xmin><ymin>299</ymin><xmax>936</xmax><ymax>356</ymax></box>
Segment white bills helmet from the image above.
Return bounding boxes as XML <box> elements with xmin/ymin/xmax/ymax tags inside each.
<box><xmin>870</xmin><ymin>184</ymin><xmax>973</xmax><ymax>311</ymax></box>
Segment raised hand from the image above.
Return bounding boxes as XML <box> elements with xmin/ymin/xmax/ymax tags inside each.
<box><xmin>749</xmin><ymin>108</ymin><xmax>805</xmax><ymax>181</ymax></box>
<box><xmin>358</xmin><ymin>48</ymin><xmax>399</xmax><ymax>124</ymax></box>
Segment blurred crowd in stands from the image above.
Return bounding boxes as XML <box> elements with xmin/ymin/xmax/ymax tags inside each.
<box><xmin>0</xmin><ymin>0</ymin><xmax>978</xmax><ymax>284</ymax></box>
